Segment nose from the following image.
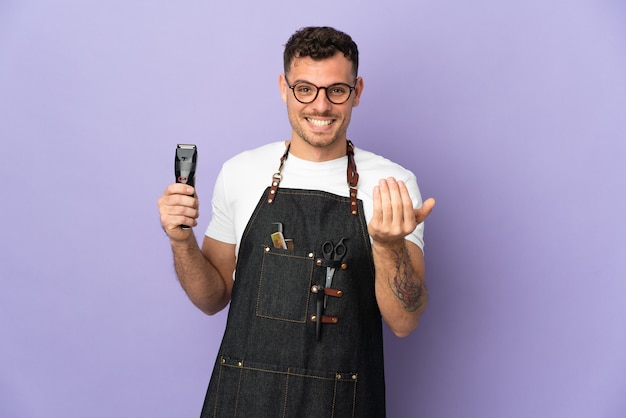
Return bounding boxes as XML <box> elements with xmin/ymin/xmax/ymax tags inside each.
<box><xmin>309</xmin><ymin>87</ymin><xmax>333</xmax><ymax>111</ymax></box>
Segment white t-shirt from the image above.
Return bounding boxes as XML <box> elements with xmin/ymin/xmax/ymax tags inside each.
<box><xmin>205</xmin><ymin>141</ymin><xmax>425</xmax><ymax>256</ymax></box>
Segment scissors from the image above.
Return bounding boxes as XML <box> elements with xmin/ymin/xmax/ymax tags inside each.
<box><xmin>321</xmin><ymin>238</ymin><xmax>347</xmax><ymax>308</ymax></box>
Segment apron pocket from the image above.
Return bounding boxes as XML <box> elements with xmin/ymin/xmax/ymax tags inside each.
<box><xmin>284</xmin><ymin>367</ymin><xmax>358</xmax><ymax>418</ymax></box>
<box><xmin>257</xmin><ymin>247</ymin><xmax>315</xmax><ymax>323</ymax></box>
<box><xmin>211</xmin><ymin>357</ymin><xmax>286</xmax><ymax>417</ymax></box>
<box><xmin>213</xmin><ymin>357</ymin><xmax>357</xmax><ymax>418</ymax></box>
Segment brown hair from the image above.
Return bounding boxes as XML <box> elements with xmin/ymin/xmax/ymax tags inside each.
<box><xmin>283</xmin><ymin>26</ymin><xmax>359</xmax><ymax>76</ymax></box>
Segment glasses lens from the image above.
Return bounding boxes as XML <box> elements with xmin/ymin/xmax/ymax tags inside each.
<box><xmin>292</xmin><ymin>82</ymin><xmax>318</xmax><ymax>103</ymax></box>
<box><xmin>326</xmin><ymin>84</ymin><xmax>352</xmax><ymax>104</ymax></box>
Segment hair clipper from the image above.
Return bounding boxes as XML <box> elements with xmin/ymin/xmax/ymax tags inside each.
<box><xmin>175</xmin><ymin>144</ymin><xmax>197</xmax><ymax>229</ymax></box>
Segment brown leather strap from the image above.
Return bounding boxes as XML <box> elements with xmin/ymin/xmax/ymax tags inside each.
<box><xmin>315</xmin><ymin>257</ymin><xmax>348</xmax><ymax>270</ymax></box>
<box><xmin>323</xmin><ymin>288</ymin><xmax>344</xmax><ymax>298</ymax></box>
<box><xmin>267</xmin><ymin>143</ymin><xmax>291</xmax><ymax>204</ymax></box>
<box><xmin>311</xmin><ymin>285</ymin><xmax>344</xmax><ymax>298</ymax></box>
<box><xmin>310</xmin><ymin>314</ymin><xmax>338</xmax><ymax>324</ymax></box>
<box><xmin>267</xmin><ymin>140</ymin><xmax>360</xmax><ymax>215</ymax></box>
<box><xmin>346</xmin><ymin>140</ymin><xmax>359</xmax><ymax>216</ymax></box>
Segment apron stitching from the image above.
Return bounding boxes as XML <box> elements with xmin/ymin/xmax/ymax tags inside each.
<box><xmin>331</xmin><ymin>378</ymin><xmax>337</xmax><ymax>418</ymax></box>
<box><xmin>282</xmin><ymin>369</ymin><xmax>290</xmax><ymax>418</ymax></box>
<box><xmin>233</xmin><ymin>366</ymin><xmax>243</xmax><ymax>417</ymax></box>
<box><xmin>255</xmin><ymin>251</ymin><xmax>267</xmax><ymax>320</ymax></box>
<box><xmin>352</xmin><ymin>379</ymin><xmax>358</xmax><ymax>418</ymax></box>
<box><xmin>221</xmin><ymin>361</ymin><xmax>358</xmax><ymax>380</ymax></box>
<box><xmin>213</xmin><ymin>359</ymin><xmax>224</xmax><ymax>418</ymax></box>
<box><xmin>355</xmin><ymin>202</ymin><xmax>376</xmax><ymax>278</ymax></box>
<box><xmin>278</xmin><ymin>190</ymin><xmax>350</xmax><ymax>200</ymax></box>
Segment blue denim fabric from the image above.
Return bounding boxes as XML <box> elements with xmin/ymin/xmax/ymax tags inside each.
<box><xmin>201</xmin><ymin>188</ymin><xmax>386</xmax><ymax>417</ymax></box>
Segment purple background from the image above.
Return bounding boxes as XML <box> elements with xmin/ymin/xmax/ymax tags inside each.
<box><xmin>1</xmin><ymin>1</ymin><xmax>625</xmax><ymax>417</ymax></box>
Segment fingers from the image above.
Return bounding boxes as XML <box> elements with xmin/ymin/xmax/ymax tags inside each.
<box><xmin>396</xmin><ymin>179</ymin><xmax>420</xmax><ymax>230</ymax></box>
<box><xmin>158</xmin><ymin>183</ymin><xmax>200</xmax><ymax>239</ymax></box>
<box><xmin>370</xmin><ymin>177</ymin><xmax>416</xmax><ymax>243</ymax></box>
<box><xmin>165</xmin><ymin>182</ymin><xmax>196</xmax><ymax>197</ymax></box>
<box><xmin>377</xmin><ymin>177</ymin><xmax>414</xmax><ymax>224</ymax></box>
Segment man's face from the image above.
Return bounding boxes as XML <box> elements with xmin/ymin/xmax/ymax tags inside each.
<box><xmin>280</xmin><ymin>53</ymin><xmax>363</xmax><ymax>152</ymax></box>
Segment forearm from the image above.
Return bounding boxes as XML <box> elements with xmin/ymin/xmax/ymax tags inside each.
<box><xmin>373</xmin><ymin>239</ymin><xmax>427</xmax><ymax>337</ymax></box>
<box><xmin>170</xmin><ymin>236</ymin><xmax>231</xmax><ymax>315</ymax></box>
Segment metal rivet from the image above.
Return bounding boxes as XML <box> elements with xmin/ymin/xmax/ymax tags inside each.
<box><xmin>265</xmin><ymin>246</ymin><xmax>270</xmax><ymax>252</ymax></box>
<box><xmin>316</xmin><ymin>258</ymin><xmax>322</xmax><ymax>266</ymax></box>
<box><xmin>238</xmin><ymin>361</ymin><xmax>243</xmax><ymax>367</ymax></box>
<box><xmin>310</xmin><ymin>315</ymin><xmax>317</xmax><ymax>321</ymax></box>
<box><xmin>351</xmin><ymin>210</ymin><xmax>357</xmax><ymax>215</ymax></box>
<box><xmin>270</xmin><ymin>189</ymin><xmax>275</xmax><ymax>194</ymax></box>
<box><xmin>336</xmin><ymin>290</ymin><xmax>343</xmax><ymax>297</ymax></box>
<box><xmin>336</xmin><ymin>374</ymin><xmax>342</xmax><ymax>380</ymax></box>
<box><xmin>221</xmin><ymin>358</ymin><xmax>226</xmax><ymax>364</ymax></box>
<box><xmin>352</xmin><ymin>374</ymin><xmax>357</xmax><ymax>380</ymax></box>
<box><xmin>341</xmin><ymin>263</ymin><xmax>347</xmax><ymax>270</ymax></box>
<box><xmin>268</xmin><ymin>199</ymin><xmax>273</xmax><ymax>203</ymax></box>
<box><xmin>311</xmin><ymin>285</ymin><xmax>319</xmax><ymax>293</ymax></box>
<box><xmin>308</xmin><ymin>253</ymin><xmax>314</xmax><ymax>258</ymax></box>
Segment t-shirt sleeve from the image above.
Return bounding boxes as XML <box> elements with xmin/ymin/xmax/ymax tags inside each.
<box><xmin>204</xmin><ymin>167</ymin><xmax>237</xmax><ymax>244</ymax></box>
<box><xmin>405</xmin><ymin>173</ymin><xmax>425</xmax><ymax>251</ymax></box>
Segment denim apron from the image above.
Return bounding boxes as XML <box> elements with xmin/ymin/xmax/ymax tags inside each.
<box><xmin>201</xmin><ymin>142</ymin><xmax>386</xmax><ymax>417</ymax></box>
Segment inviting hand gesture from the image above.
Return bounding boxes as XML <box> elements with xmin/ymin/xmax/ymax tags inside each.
<box><xmin>368</xmin><ymin>177</ymin><xmax>435</xmax><ymax>246</ymax></box>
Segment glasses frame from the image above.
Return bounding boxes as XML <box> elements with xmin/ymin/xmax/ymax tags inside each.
<box><xmin>285</xmin><ymin>77</ymin><xmax>358</xmax><ymax>105</ymax></box>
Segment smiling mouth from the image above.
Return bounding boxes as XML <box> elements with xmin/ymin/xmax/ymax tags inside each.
<box><xmin>306</xmin><ymin>117</ymin><xmax>334</xmax><ymax>127</ymax></box>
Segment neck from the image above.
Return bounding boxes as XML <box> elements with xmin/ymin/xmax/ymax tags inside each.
<box><xmin>287</xmin><ymin>137</ymin><xmax>347</xmax><ymax>162</ymax></box>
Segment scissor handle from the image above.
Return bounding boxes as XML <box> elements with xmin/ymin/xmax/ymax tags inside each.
<box><xmin>322</xmin><ymin>241</ymin><xmax>334</xmax><ymax>259</ymax></box>
<box><xmin>322</xmin><ymin>238</ymin><xmax>347</xmax><ymax>261</ymax></box>
<box><xmin>333</xmin><ymin>238</ymin><xmax>347</xmax><ymax>260</ymax></box>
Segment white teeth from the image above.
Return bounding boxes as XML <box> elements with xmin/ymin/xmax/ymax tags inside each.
<box><xmin>307</xmin><ymin>118</ymin><xmax>332</xmax><ymax>127</ymax></box>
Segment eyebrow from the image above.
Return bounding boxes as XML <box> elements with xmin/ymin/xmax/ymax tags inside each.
<box><xmin>289</xmin><ymin>79</ymin><xmax>354</xmax><ymax>86</ymax></box>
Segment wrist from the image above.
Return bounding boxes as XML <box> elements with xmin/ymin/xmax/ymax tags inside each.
<box><xmin>371</xmin><ymin>238</ymin><xmax>406</xmax><ymax>253</ymax></box>
<box><xmin>169</xmin><ymin>232</ymin><xmax>198</xmax><ymax>250</ymax></box>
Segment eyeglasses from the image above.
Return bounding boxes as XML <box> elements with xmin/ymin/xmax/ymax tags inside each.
<box><xmin>285</xmin><ymin>78</ymin><xmax>357</xmax><ymax>105</ymax></box>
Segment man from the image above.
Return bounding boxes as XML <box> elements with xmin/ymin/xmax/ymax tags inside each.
<box><xmin>158</xmin><ymin>26</ymin><xmax>435</xmax><ymax>417</ymax></box>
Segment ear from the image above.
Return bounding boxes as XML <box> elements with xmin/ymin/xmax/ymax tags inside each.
<box><xmin>352</xmin><ymin>77</ymin><xmax>364</xmax><ymax>108</ymax></box>
<box><xmin>279</xmin><ymin>74</ymin><xmax>288</xmax><ymax>103</ymax></box>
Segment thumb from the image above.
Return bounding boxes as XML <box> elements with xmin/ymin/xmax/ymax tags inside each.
<box><xmin>414</xmin><ymin>197</ymin><xmax>436</xmax><ymax>224</ymax></box>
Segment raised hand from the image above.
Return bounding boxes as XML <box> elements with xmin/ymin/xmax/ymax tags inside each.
<box><xmin>368</xmin><ymin>177</ymin><xmax>435</xmax><ymax>246</ymax></box>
